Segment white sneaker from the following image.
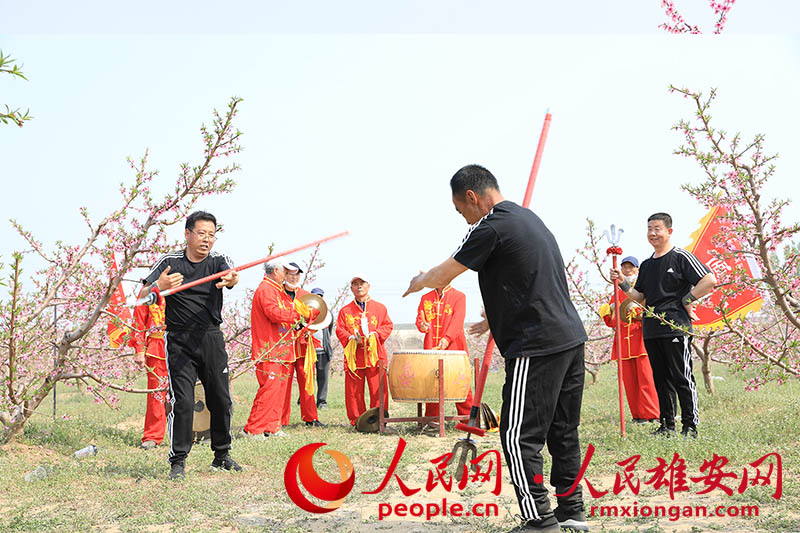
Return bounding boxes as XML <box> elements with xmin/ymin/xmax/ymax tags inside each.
<box><xmin>241</xmin><ymin>430</ymin><xmax>266</xmax><ymax>441</ymax></box>
<box><xmin>265</xmin><ymin>429</ymin><xmax>289</xmax><ymax>438</ymax></box>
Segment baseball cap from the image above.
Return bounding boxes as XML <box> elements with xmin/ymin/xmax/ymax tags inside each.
<box><xmin>287</xmin><ymin>261</ymin><xmax>303</xmax><ymax>273</ymax></box>
<box><xmin>311</xmin><ymin>287</ymin><xmax>324</xmax><ymax>296</ymax></box>
<box><xmin>620</xmin><ymin>256</ymin><xmax>639</xmax><ymax>267</ymax></box>
<box><xmin>350</xmin><ymin>273</ymin><xmax>369</xmax><ymax>284</ymax></box>
<box><xmin>265</xmin><ymin>258</ymin><xmax>292</xmax><ymax>271</ymax></box>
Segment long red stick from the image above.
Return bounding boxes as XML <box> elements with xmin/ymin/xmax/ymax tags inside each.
<box><xmin>456</xmin><ymin>110</ymin><xmax>552</xmax><ymax>437</ymax></box>
<box><xmin>612</xmin><ymin>254</ymin><xmax>627</xmax><ymax>437</ymax></box>
<box><xmin>522</xmin><ymin>110</ymin><xmax>552</xmax><ymax>208</ymax></box>
<box><xmin>136</xmin><ymin>231</ymin><xmax>349</xmax><ymax>305</ymax></box>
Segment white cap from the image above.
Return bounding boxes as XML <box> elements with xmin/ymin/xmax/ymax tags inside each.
<box><xmin>350</xmin><ymin>273</ymin><xmax>369</xmax><ymax>284</ymax></box>
<box><xmin>266</xmin><ymin>258</ymin><xmax>292</xmax><ymax>271</ymax></box>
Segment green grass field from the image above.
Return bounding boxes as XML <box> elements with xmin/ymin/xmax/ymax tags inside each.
<box><xmin>1</xmin><ymin>362</ymin><xmax>798</xmax><ymax>532</ymax></box>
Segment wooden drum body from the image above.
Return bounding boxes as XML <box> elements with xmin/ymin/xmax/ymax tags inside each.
<box><xmin>388</xmin><ymin>350</ymin><xmax>471</xmax><ymax>403</ymax></box>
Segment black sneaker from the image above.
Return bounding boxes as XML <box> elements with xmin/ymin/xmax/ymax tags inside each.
<box><xmin>169</xmin><ymin>461</ymin><xmax>186</xmax><ymax>480</ymax></box>
<box><xmin>507</xmin><ymin>516</ymin><xmax>560</xmax><ymax>532</ymax></box>
<box><xmin>554</xmin><ymin>507</ymin><xmax>589</xmax><ymax>531</ymax></box>
<box><xmin>681</xmin><ymin>425</ymin><xmax>698</xmax><ymax>439</ymax></box>
<box><xmin>210</xmin><ymin>454</ymin><xmax>243</xmax><ymax>473</ymax></box>
<box><xmin>305</xmin><ymin>420</ymin><xmax>326</xmax><ymax>427</ymax></box>
<box><xmin>651</xmin><ymin>424</ymin><xmax>676</xmax><ymax>437</ymax></box>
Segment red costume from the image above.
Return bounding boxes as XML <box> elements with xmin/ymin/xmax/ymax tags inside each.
<box><xmin>415</xmin><ymin>286</ymin><xmax>474</xmax><ymax>417</ymax></box>
<box><xmin>336</xmin><ymin>298</ymin><xmax>393</xmax><ymax>425</ymax></box>
<box><xmin>132</xmin><ymin>289</ymin><xmax>168</xmax><ymax>445</ymax></box>
<box><xmin>282</xmin><ymin>287</ymin><xmax>320</xmax><ymax>424</ymax></box>
<box><xmin>601</xmin><ymin>288</ymin><xmax>660</xmax><ymax>421</ymax></box>
<box><xmin>244</xmin><ymin>277</ymin><xmax>302</xmax><ymax>435</ymax></box>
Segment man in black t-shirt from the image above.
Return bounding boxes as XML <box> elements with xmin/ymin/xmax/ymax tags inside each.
<box><xmin>610</xmin><ymin>212</ymin><xmax>716</xmax><ymax>439</ymax></box>
<box><xmin>404</xmin><ymin>165</ymin><xmax>588</xmax><ymax>533</ymax></box>
<box><xmin>142</xmin><ymin>210</ymin><xmax>241</xmax><ymax>480</ymax></box>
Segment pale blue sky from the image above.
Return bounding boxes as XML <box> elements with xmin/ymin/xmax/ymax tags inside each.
<box><xmin>2</xmin><ymin>3</ymin><xmax>799</xmax><ymax>322</ymax></box>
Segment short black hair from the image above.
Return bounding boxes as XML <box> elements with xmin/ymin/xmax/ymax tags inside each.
<box><xmin>450</xmin><ymin>164</ymin><xmax>500</xmax><ymax>198</ymax></box>
<box><xmin>186</xmin><ymin>210</ymin><xmax>217</xmax><ymax>231</ymax></box>
<box><xmin>647</xmin><ymin>212</ymin><xmax>673</xmax><ymax>229</ymax></box>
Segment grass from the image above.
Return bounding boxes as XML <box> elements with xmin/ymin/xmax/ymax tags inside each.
<box><xmin>0</xmin><ymin>361</ymin><xmax>797</xmax><ymax>532</ymax></box>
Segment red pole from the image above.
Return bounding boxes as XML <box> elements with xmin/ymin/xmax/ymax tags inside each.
<box><xmin>137</xmin><ymin>230</ymin><xmax>349</xmax><ymax>305</ymax></box>
<box><xmin>522</xmin><ymin>111</ymin><xmax>552</xmax><ymax>209</ymax></box>
<box><xmin>612</xmin><ymin>253</ymin><xmax>627</xmax><ymax>437</ymax></box>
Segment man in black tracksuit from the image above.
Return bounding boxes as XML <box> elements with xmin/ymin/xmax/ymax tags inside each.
<box><xmin>611</xmin><ymin>212</ymin><xmax>716</xmax><ymax>438</ymax></box>
<box><xmin>404</xmin><ymin>165</ymin><xmax>589</xmax><ymax>533</ymax></box>
<box><xmin>142</xmin><ymin>210</ymin><xmax>242</xmax><ymax>480</ymax></box>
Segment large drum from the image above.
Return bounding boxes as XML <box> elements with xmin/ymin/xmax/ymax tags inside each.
<box><xmin>388</xmin><ymin>350</ymin><xmax>471</xmax><ymax>403</ymax></box>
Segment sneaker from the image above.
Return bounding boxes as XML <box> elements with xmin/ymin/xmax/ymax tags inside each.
<box><xmin>241</xmin><ymin>430</ymin><xmax>266</xmax><ymax>441</ymax></box>
<box><xmin>631</xmin><ymin>418</ymin><xmax>648</xmax><ymax>424</ymax></box>
<box><xmin>169</xmin><ymin>461</ymin><xmax>186</xmax><ymax>480</ymax></box>
<box><xmin>507</xmin><ymin>515</ymin><xmax>560</xmax><ymax>532</ymax></box>
<box><xmin>264</xmin><ymin>429</ymin><xmax>289</xmax><ymax>438</ymax></box>
<box><xmin>317</xmin><ymin>402</ymin><xmax>328</xmax><ymax>409</ymax></box>
<box><xmin>210</xmin><ymin>454</ymin><xmax>243</xmax><ymax>472</ymax></box>
<box><xmin>651</xmin><ymin>424</ymin><xmax>676</xmax><ymax>437</ymax></box>
<box><xmin>681</xmin><ymin>425</ymin><xmax>698</xmax><ymax>439</ymax></box>
<box><xmin>554</xmin><ymin>507</ymin><xmax>589</xmax><ymax>531</ymax></box>
<box><xmin>305</xmin><ymin>420</ymin><xmax>326</xmax><ymax>427</ymax></box>
<box><xmin>140</xmin><ymin>440</ymin><xmax>157</xmax><ymax>450</ymax></box>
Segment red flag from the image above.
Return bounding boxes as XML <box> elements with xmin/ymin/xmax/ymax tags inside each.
<box><xmin>107</xmin><ymin>254</ymin><xmax>133</xmax><ymax>348</ymax></box>
<box><xmin>685</xmin><ymin>206</ymin><xmax>764</xmax><ymax>330</ymax></box>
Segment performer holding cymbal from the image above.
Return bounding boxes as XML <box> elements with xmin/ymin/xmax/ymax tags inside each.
<box><xmin>335</xmin><ymin>274</ymin><xmax>393</xmax><ymax>427</ymax></box>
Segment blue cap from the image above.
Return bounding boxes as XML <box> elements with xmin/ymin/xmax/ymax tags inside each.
<box><xmin>310</xmin><ymin>287</ymin><xmax>324</xmax><ymax>296</ymax></box>
<box><xmin>620</xmin><ymin>256</ymin><xmax>639</xmax><ymax>267</ymax></box>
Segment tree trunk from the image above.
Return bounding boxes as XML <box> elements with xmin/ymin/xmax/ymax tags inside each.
<box><xmin>691</xmin><ymin>335</ymin><xmax>715</xmax><ymax>395</ymax></box>
<box><xmin>1</xmin><ymin>381</ymin><xmax>54</xmax><ymax>443</ymax></box>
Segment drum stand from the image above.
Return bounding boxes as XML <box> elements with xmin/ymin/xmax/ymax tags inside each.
<box><xmin>378</xmin><ymin>357</ymin><xmax>477</xmax><ymax>438</ymax></box>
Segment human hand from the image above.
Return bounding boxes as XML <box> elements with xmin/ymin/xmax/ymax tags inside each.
<box><xmin>134</xmin><ymin>352</ymin><xmax>145</xmax><ymax>367</ymax></box>
<box><xmin>157</xmin><ymin>266</ymin><xmax>183</xmax><ymax>291</ymax></box>
<box><xmin>403</xmin><ymin>271</ymin><xmax>426</xmax><ymax>297</ymax></box>
<box><xmin>216</xmin><ymin>270</ymin><xmax>239</xmax><ymax>289</ymax></box>
<box><xmin>685</xmin><ymin>302</ymin><xmax>699</xmax><ymax>321</ymax></box>
<box><xmin>469</xmin><ymin>319</ymin><xmax>490</xmax><ymax>336</ymax></box>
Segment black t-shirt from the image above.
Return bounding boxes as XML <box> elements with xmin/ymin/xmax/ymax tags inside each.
<box><xmin>452</xmin><ymin>200</ymin><xmax>587</xmax><ymax>358</ymax></box>
<box><xmin>143</xmin><ymin>250</ymin><xmax>234</xmax><ymax>331</ymax></box>
<box><xmin>634</xmin><ymin>247</ymin><xmax>711</xmax><ymax>339</ymax></box>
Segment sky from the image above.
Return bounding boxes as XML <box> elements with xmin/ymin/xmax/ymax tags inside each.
<box><xmin>2</xmin><ymin>2</ymin><xmax>799</xmax><ymax>323</ymax></box>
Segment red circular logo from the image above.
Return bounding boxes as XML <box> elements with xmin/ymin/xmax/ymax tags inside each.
<box><xmin>284</xmin><ymin>443</ymin><xmax>355</xmax><ymax>513</ymax></box>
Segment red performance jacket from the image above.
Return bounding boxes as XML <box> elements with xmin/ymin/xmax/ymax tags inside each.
<box><xmin>601</xmin><ymin>287</ymin><xmax>646</xmax><ymax>361</ymax></box>
<box><xmin>131</xmin><ymin>287</ymin><xmax>166</xmax><ymax>357</ymax></box>
<box><xmin>336</xmin><ymin>298</ymin><xmax>393</xmax><ymax>370</ymax></box>
<box><xmin>415</xmin><ymin>286</ymin><xmax>467</xmax><ymax>351</ymax></box>
<box><xmin>251</xmin><ymin>277</ymin><xmax>302</xmax><ymax>363</ymax></box>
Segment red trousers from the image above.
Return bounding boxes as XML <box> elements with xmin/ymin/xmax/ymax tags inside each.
<box><xmin>620</xmin><ymin>355</ymin><xmax>660</xmax><ymax>420</ymax></box>
<box><xmin>143</xmin><ymin>348</ymin><xmax>169</xmax><ymax>444</ymax></box>
<box><xmin>244</xmin><ymin>361</ymin><xmax>289</xmax><ymax>434</ymax></box>
<box><xmin>345</xmin><ymin>366</ymin><xmax>389</xmax><ymax>425</ymax></box>
<box><xmin>282</xmin><ymin>357</ymin><xmax>319</xmax><ymax>424</ymax></box>
<box><xmin>424</xmin><ymin>388</ymin><xmax>475</xmax><ymax>418</ymax></box>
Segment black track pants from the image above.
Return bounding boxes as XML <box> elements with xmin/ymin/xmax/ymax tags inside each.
<box><xmin>165</xmin><ymin>328</ymin><xmax>232</xmax><ymax>464</ymax></box>
<box><xmin>644</xmin><ymin>335</ymin><xmax>699</xmax><ymax>428</ymax></box>
<box><xmin>499</xmin><ymin>343</ymin><xmax>586</xmax><ymax>521</ymax></box>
